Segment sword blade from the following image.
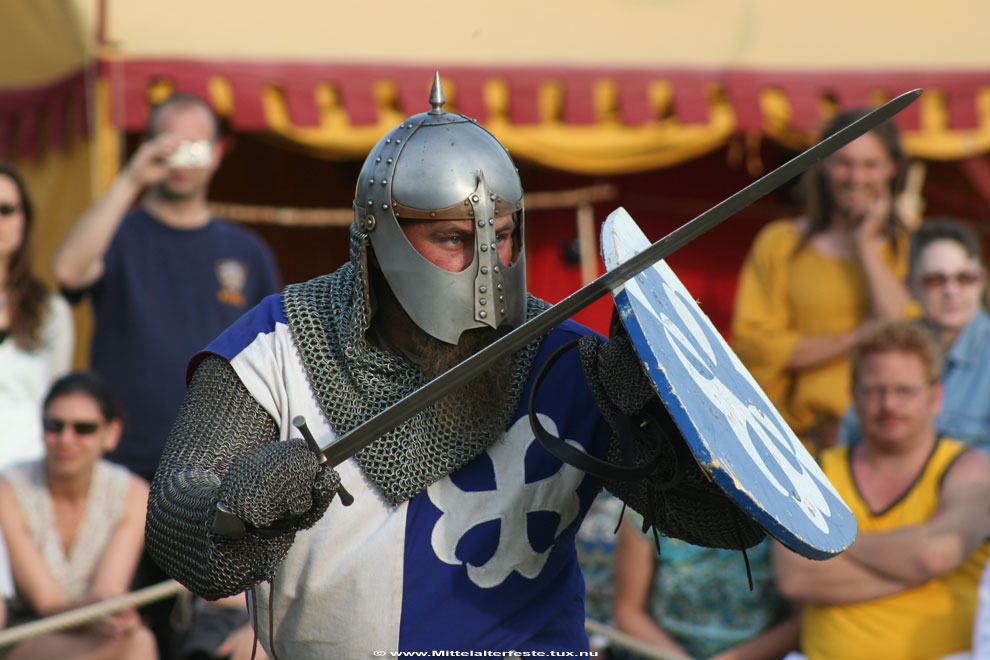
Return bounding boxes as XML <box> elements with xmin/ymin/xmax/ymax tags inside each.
<box><xmin>321</xmin><ymin>88</ymin><xmax>923</xmax><ymax>463</ymax></box>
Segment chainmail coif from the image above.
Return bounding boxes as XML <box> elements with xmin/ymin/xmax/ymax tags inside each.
<box><xmin>283</xmin><ymin>223</ymin><xmax>551</xmax><ymax>505</ymax></box>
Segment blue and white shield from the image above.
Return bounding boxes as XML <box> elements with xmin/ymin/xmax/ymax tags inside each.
<box><xmin>602</xmin><ymin>207</ymin><xmax>856</xmax><ymax>558</ymax></box>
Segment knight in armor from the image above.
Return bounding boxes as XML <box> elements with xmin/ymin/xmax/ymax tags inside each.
<box><xmin>145</xmin><ymin>74</ymin><xmax>765</xmax><ymax>658</ymax></box>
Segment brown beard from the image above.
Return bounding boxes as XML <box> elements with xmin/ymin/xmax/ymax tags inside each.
<box><xmin>408</xmin><ymin>324</ymin><xmax>513</xmax><ymax>422</ymax></box>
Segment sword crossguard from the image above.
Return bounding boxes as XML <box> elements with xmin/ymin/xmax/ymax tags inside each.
<box><xmin>292</xmin><ymin>416</ymin><xmax>354</xmax><ymax>506</ymax></box>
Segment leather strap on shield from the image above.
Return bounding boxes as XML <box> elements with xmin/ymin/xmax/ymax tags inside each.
<box><xmin>528</xmin><ymin>338</ymin><xmax>665</xmax><ymax>482</ymax></box>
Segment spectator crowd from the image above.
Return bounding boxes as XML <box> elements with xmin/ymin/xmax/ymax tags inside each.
<box><xmin>0</xmin><ymin>92</ymin><xmax>987</xmax><ymax>660</ymax></box>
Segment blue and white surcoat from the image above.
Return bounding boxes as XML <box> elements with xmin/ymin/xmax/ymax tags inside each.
<box><xmin>204</xmin><ymin>294</ymin><xmax>612</xmax><ymax>657</ymax></box>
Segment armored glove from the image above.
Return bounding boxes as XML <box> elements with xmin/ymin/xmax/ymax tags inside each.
<box><xmin>577</xmin><ymin>328</ymin><xmax>766</xmax><ymax>551</ymax></box>
<box><xmin>218</xmin><ymin>438</ymin><xmax>340</xmax><ymax>536</ymax></box>
<box><xmin>147</xmin><ymin>355</ymin><xmax>341</xmax><ymax>600</ymax></box>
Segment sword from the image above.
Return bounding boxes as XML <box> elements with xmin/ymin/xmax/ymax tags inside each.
<box><xmin>320</xmin><ymin>89</ymin><xmax>923</xmax><ymax>464</ymax></box>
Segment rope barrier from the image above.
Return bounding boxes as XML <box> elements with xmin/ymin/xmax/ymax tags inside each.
<box><xmin>585</xmin><ymin>618</ymin><xmax>687</xmax><ymax>660</ymax></box>
<box><xmin>0</xmin><ymin>576</ymin><xmax>679</xmax><ymax>659</ymax></box>
<box><xmin>0</xmin><ymin>580</ymin><xmax>186</xmax><ymax>648</ymax></box>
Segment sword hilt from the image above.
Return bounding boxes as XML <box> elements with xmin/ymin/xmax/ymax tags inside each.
<box><xmin>293</xmin><ymin>416</ymin><xmax>354</xmax><ymax>506</ymax></box>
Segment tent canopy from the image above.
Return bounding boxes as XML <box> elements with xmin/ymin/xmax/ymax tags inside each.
<box><xmin>4</xmin><ymin>0</ymin><xmax>990</xmax><ymax>168</ymax></box>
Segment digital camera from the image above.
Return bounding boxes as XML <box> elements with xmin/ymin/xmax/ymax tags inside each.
<box><xmin>166</xmin><ymin>140</ymin><xmax>212</xmax><ymax>168</ymax></box>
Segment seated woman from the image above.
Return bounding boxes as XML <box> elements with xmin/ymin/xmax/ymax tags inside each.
<box><xmin>614</xmin><ymin>515</ymin><xmax>796</xmax><ymax>660</ymax></box>
<box><xmin>0</xmin><ymin>372</ymin><xmax>157</xmax><ymax>659</ymax></box>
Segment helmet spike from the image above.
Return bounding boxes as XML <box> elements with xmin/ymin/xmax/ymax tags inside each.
<box><xmin>429</xmin><ymin>71</ymin><xmax>446</xmax><ymax>114</ymax></box>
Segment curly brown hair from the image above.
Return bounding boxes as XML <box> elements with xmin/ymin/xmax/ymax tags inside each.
<box><xmin>1</xmin><ymin>163</ymin><xmax>50</xmax><ymax>350</ymax></box>
<box><xmin>850</xmin><ymin>319</ymin><xmax>942</xmax><ymax>387</ymax></box>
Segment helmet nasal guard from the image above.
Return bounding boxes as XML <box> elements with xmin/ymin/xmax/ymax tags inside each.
<box><xmin>354</xmin><ymin>73</ymin><xmax>526</xmax><ymax>345</ymax></box>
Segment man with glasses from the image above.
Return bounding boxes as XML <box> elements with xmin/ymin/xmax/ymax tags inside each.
<box><xmin>773</xmin><ymin>319</ymin><xmax>990</xmax><ymax>660</ymax></box>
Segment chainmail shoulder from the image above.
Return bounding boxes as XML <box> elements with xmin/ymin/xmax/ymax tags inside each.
<box><xmin>146</xmin><ymin>355</ymin><xmax>289</xmax><ymax>600</ymax></box>
<box><xmin>282</xmin><ymin>223</ymin><xmax>551</xmax><ymax>505</ymax></box>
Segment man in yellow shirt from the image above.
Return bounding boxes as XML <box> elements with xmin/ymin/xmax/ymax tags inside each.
<box><xmin>773</xmin><ymin>319</ymin><xmax>990</xmax><ymax>660</ymax></box>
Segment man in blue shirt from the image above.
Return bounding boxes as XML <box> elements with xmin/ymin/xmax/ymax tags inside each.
<box><xmin>53</xmin><ymin>93</ymin><xmax>281</xmax><ymax>483</ymax></box>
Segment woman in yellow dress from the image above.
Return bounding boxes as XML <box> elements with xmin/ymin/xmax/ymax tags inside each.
<box><xmin>731</xmin><ymin>109</ymin><xmax>914</xmax><ymax>451</ymax></box>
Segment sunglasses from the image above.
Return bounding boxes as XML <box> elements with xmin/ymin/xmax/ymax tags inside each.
<box><xmin>918</xmin><ymin>270</ymin><xmax>983</xmax><ymax>290</ymax></box>
<box><xmin>0</xmin><ymin>203</ymin><xmax>20</xmax><ymax>217</ymax></box>
<box><xmin>43</xmin><ymin>417</ymin><xmax>103</xmax><ymax>436</ymax></box>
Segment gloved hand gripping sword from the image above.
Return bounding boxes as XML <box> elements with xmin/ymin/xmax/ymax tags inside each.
<box><xmin>213</xmin><ymin>415</ymin><xmax>353</xmax><ymax>539</ymax></box>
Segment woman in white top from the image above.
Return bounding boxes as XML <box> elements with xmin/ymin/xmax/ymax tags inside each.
<box><xmin>0</xmin><ymin>163</ymin><xmax>74</xmax><ymax>469</ymax></box>
<box><xmin>0</xmin><ymin>372</ymin><xmax>156</xmax><ymax>659</ymax></box>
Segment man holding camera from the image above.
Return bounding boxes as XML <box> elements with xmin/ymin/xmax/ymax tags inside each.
<box><xmin>53</xmin><ymin>92</ymin><xmax>281</xmax><ymax>486</ymax></box>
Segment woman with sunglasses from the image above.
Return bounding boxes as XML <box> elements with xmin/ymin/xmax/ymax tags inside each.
<box><xmin>0</xmin><ymin>163</ymin><xmax>74</xmax><ymax>469</ymax></box>
<box><xmin>840</xmin><ymin>218</ymin><xmax>990</xmax><ymax>453</ymax></box>
<box><xmin>0</xmin><ymin>372</ymin><xmax>157</xmax><ymax>659</ymax></box>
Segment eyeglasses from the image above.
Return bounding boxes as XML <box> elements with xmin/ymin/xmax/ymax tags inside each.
<box><xmin>856</xmin><ymin>383</ymin><xmax>932</xmax><ymax>402</ymax></box>
<box><xmin>0</xmin><ymin>203</ymin><xmax>20</xmax><ymax>216</ymax></box>
<box><xmin>42</xmin><ymin>417</ymin><xmax>103</xmax><ymax>436</ymax></box>
<box><xmin>918</xmin><ymin>270</ymin><xmax>983</xmax><ymax>290</ymax></box>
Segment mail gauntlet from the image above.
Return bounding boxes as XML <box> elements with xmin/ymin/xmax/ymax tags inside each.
<box><xmin>146</xmin><ymin>355</ymin><xmax>339</xmax><ymax>600</ymax></box>
<box><xmin>578</xmin><ymin>331</ymin><xmax>765</xmax><ymax>550</ymax></box>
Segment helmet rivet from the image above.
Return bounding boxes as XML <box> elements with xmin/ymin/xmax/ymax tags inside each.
<box><xmin>365</xmin><ymin>215</ymin><xmax>377</xmax><ymax>231</ymax></box>
<box><xmin>481</xmin><ymin>266</ymin><xmax>489</xmax><ymax>274</ymax></box>
<box><xmin>396</xmin><ymin>139</ymin><xmax>401</xmax><ymax>144</ymax></box>
<box><xmin>478</xmin><ymin>220</ymin><xmax>485</xmax><ymax>227</ymax></box>
<box><xmin>494</xmin><ymin>266</ymin><xmax>500</xmax><ymax>273</ymax></box>
<box><xmin>499</xmin><ymin>295</ymin><xmax>505</xmax><ymax>302</ymax></box>
<box><xmin>479</xmin><ymin>311</ymin><xmax>487</xmax><ymax>318</ymax></box>
<box><xmin>430</xmin><ymin>212</ymin><xmax>437</xmax><ymax>217</ymax></box>
<box><xmin>382</xmin><ymin>204</ymin><xmax>389</xmax><ymax>209</ymax></box>
<box><xmin>497</xmin><ymin>283</ymin><xmax>503</xmax><ymax>290</ymax></box>
<box><xmin>480</xmin><ymin>298</ymin><xmax>487</xmax><ymax>305</ymax></box>
<box><xmin>381</xmin><ymin>179</ymin><xmax>387</xmax><ymax>185</ymax></box>
<box><xmin>472</xmin><ymin>195</ymin><xmax>479</xmax><ymax>203</ymax></box>
<box><xmin>387</xmin><ymin>158</ymin><xmax>393</xmax><ymax>164</ymax></box>
<box><xmin>375</xmin><ymin>157</ymin><xmax>381</xmax><ymax>163</ymax></box>
<box><xmin>489</xmin><ymin>218</ymin><xmax>494</xmax><ymax>225</ymax></box>
<box><xmin>490</xmin><ymin>242</ymin><xmax>496</xmax><ymax>250</ymax></box>
<box><xmin>464</xmin><ymin>200</ymin><xmax>470</xmax><ymax>206</ymax></box>
<box><xmin>468</xmin><ymin>210</ymin><xmax>474</xmax><ymax>217</ymax></box>
<box><xmin>480</xmin><ymin>244</ymin><xmax>488</xmax><ymax>252</ymax></box>
<box><xmin>386</xmin><ymin>139</ymin><xmax>391</xmax><ymax>144</ymax></box>
<box><xmin>479</xmin><ymin>286</ymin><xmax>487</xmax><ymax>293</ymax></box>
<box><xmin>500</xmin><ymin>308</ymin><xmax>505</xmax><ymax>315</ymax></box>
<box><xmin>490</xmin><ymin>193</ymin><xmax>496</xmax><ymax>201</ymax></box>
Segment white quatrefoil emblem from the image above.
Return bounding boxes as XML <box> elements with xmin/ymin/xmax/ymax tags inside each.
<box><xmin>427</xmin><ymin>415</ymin><xmax>584</xmax><ymax>588</ymax></box>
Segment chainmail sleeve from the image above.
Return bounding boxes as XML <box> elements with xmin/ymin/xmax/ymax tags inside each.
<box><xmin>578</xmin><ymin>333</ymin><xmax>766</xmax><ymax>550</ymax></box>
<box><xmin>146</xmin><ymin>354</ymin><xmax>292</xmax><ymax>600</ymax></box>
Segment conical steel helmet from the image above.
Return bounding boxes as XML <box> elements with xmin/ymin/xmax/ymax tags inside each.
<box><xmin>353</xmin><ymin>73</ymin><xmax>526</xmax><ymax>345</ymax></box>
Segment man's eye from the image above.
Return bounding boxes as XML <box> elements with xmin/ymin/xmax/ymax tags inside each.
<box><xmin>443</xmin><ymin>235</ymin><xmax>461</xmax><ymax>245</ymax></box>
